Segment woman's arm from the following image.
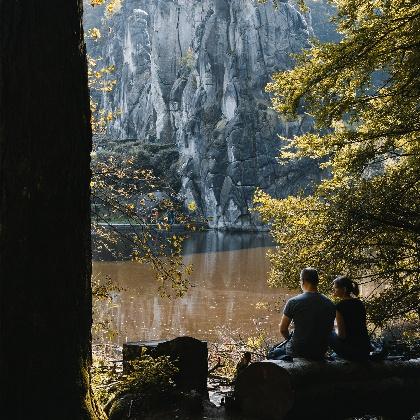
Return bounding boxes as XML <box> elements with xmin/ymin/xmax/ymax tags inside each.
<box><xmin>336</xmin><ymin>310</ymin><xmax>346</xmax><ymax>339</ymax></box>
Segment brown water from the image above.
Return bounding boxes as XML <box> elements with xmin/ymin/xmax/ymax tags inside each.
<box><xmin>93</xmin><ymin>231</ymin><xmax>293</xmax><ymax>345</ymax></box>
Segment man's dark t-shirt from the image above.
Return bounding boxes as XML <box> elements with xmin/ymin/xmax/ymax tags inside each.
<box><xmin>284</xmin><ymin>292</ymin><xmax>335</xmax><ymax>360</ymax></box>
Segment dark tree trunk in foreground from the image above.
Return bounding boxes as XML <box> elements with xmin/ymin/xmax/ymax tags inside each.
<box><xmin>235</xmin><ymin>358</ymin><xmax>420</xmax><ymax>420</ymax></box>
<box><xmin>0</xmin><ymin>2</ymin><xmax>98</xmax><ymax>419</ymax></box>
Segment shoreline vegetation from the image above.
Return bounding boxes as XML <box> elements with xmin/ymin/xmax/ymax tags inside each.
<box><xmin>91</xmin><ymin>335</ymin><xmax>420</xmax><ymax>420</ymax></box>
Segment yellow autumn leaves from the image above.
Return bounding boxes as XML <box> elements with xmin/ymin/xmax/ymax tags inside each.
<box><xmin>90</xmin><ymin>0</ymin><xmax>122</xmax><ymax>17</ymax></box>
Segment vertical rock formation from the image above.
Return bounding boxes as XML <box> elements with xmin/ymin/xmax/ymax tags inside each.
<box><xmin>86</xmin><ymin>0</ymin><xmax>323</xmax><ymax>229</ymax></box>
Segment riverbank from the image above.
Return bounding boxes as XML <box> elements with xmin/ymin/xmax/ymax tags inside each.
<box><xmin>92</xmin><ymin>342</ymin><xmax>420</xmax><ymax>420</ymax></box>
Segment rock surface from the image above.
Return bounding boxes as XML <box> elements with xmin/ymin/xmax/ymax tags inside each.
<box><xmin>84</xmin><ymin>0</ymin><xmax>331</xmax><ymax>229</ymax></box>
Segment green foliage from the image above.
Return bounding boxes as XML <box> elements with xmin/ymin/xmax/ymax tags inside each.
<box><xmin>96</xmin><ymin>140</ymin><xmax>182</xmax><ymax>192</ymax></box>
<box><xmin>120</xmin><ymin>352</ymin><xmax>177</xmax><ymax>395</ymax></box>
<box><xmin>255</xmin><ymin>0</ymin><xmax>420</xmax><ymax>328</ymax></box>
<box><xmin>91</xmin><ymin>152</ymin><xmax>195</xmax><ymax>299</ymax></box>
<box><xmin>180</xmin><ymin>48</ymin><xmax>196</xmax><ymax>72</ymax></box>
<box><xmin>92</xmin><ymin>274</ymin><xmax>123</xmax><ymax>343</ymax></box>
<box><xmin>91</xmin><ymin>351</ymin><xmax>177</xmax><ymax>408</ymax></box>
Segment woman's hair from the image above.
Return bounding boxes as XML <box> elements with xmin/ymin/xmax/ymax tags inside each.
<box><xmin>333</xmin><ymin>276</ymin><xmax>360</xmax><ymax>297</ymax></box>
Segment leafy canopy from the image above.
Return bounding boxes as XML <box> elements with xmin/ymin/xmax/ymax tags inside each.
<box><xmin>255</xmin><ymin>0</ymin><xmax>420</xmax><ymax>327</ymax></box>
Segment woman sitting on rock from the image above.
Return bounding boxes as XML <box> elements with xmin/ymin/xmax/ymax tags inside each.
<box><xmin>330</xmin><ymin>276</ymin><xmax>372</xmax><ymax>361</ymax></box>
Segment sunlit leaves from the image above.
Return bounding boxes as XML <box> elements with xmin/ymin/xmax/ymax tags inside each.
<box><xmin>91</xmin><ymin>151</ymin><xmax>201</xmax><ymax>300</ymax></box>
<box><xmin>87</xmin><ymin>27</ymin><xmax>101</xmax><ymax>40</ymax></box>
<box><xmin>267</xmin><ymin>0</ymin><xmax>420</xmax><ymax>172</ymax></box>
<box><xmin>255</xmin><ymin>0</ymin><xmax>420</xmax><ymax>328</ymax></box>
<box><xmin>91</xmin><ymin>351</ymin><xmax>177</xmax><ymax>407</ymax></box>
<box><xmin>187</xmin><ymin>200</ymin><xmax>197</xmax><ymax>212</ymax></box>
<box><xmin>87</xmin><ymin>55</ymin><xmax>118</xmax><ymax>133</ymax></box>
<box><xmin>87</xmin><ymin>56</ymin><xmax>116</xmax><ymax>92</ymax></box>
<box><xmin>90</xmin><ymin>0</ymin><xmax>122</xmax><ymax>17</ymax></box>
<box><xmin>90</xmin><ymin>0</ymin><xmax>105</xmax><ymax>6</ymax></box>
<box><xmin>85</xmin><ymin>1</ymin><xmax>121</xmax><ymax>133</ymax></box>
<box><xmin>105</xmin><ymin>0</ymin><xmax>122</xmax><ymax>17</ymax></box>
<box><xmin>91</xmin><ymin>274</ymin><xmax>123</xmax><ymax>342</ymax></box>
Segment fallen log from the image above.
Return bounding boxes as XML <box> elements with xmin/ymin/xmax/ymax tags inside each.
<box><xmin>123</xmin><ymin>336</ymin><xmax>208</xmax><ymax>391</ymax></box>
<box><xmin>235</xmin><ymin>358</ymin><xmax>420</xmax><ymax>420</ymax></box>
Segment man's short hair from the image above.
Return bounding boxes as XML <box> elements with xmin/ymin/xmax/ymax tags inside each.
<box><xmin>300</xmin><ymin>267</ymin><xmax>319</xmax><ymax>285</ymax></box>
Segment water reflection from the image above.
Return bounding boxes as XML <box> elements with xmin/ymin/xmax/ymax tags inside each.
<box><xmin>182</xmin><ymin>230</ymin><xmax>275</xmax><ymax>255</ymax></box>
<box><xmin>93</xmin><ymin>232</ymin><xmax>291</xmax><ymax>344</ymax></box>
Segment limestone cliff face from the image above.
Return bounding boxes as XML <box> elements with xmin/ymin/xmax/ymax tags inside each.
<box><xmin>86</xmin><ymin>0</ymin><xmax>323</xmax><ymax>229</ymax></box>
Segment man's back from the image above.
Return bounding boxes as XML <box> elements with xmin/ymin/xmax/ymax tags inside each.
<box><xmin>284</xmin><ymin>292</ymin><xmax>335</xmax><ymax>360</ymax></box>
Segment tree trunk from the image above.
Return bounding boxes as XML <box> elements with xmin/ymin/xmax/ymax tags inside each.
<box><xmin>235</xmin><ymin>358</ymin><xmax>420</xmax><ymax>420</ymax></box>
<box><xmin>0</xmin><ymin>1</ymin><xmax>99</xmax><ymax>419</ymax></box>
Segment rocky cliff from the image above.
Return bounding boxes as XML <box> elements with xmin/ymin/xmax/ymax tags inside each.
<box><xmin>85</xmin><ymin>0</ymin><xmax>328</xmax><ymax>229</ymax></box>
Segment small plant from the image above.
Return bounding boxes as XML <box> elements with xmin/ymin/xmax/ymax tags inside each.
<box><xmin>91</xmin><ymin>349</ymin><xmax>178</xmax><ymax>411</ymax></box>
<box><xmin>92</xmin><ymin>274</ymin><xmax>123</xmax><ymax>343</ymax></box>
<box><xmin>187</xmin><ymin>200</ymin><xmax>197</xmax><ymax>213</ymax></box>
<box><xmin>208</xmin><ymin>319</ymin><xmax>276</xmax><ymax>381</ymax></box>
<box><xmin>180</xmin><ymin>48</ymin><xmax>196</xmax><ymax>71</ymax></box>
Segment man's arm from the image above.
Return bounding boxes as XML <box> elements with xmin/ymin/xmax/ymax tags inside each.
<box><xmin>279</xmin><ymin>314</ymin><xmax>292</xmax><ymax>340</ymax></box>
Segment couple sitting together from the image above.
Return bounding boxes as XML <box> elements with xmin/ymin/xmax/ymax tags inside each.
<box><xmin>268</xmin><ymin>267</ymin><xmax>371</xmax><ymax>361</ymax></box>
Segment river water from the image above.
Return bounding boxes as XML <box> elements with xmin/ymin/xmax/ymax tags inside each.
<box><xmin>92</xmin><ymin>231</ymin><xmax>293</xmax><ymax>345</ymax></box>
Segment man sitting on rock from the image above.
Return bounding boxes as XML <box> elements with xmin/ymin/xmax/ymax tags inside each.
<box><xmin>268</xmin><ymin>267</ymin><xmax>335</xmax><ymax>361</ymax></box>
